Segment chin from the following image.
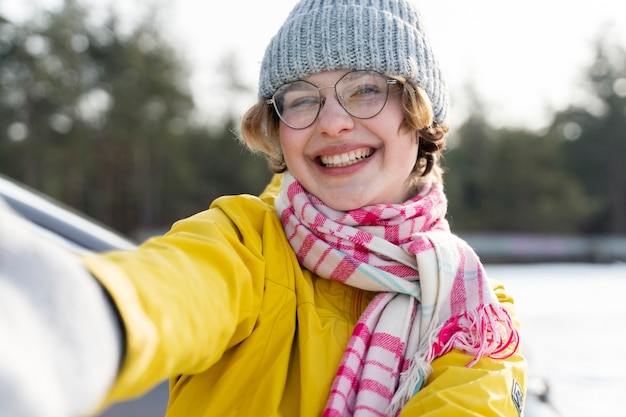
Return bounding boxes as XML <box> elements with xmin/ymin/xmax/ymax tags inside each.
<box><xmin>322</xmin><ymin>196</ymin><xmax>365</xmax><ymax>212</ymax></box>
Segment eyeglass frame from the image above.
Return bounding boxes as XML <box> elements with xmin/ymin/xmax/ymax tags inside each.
<box><xmin>266</xmin><ymin>70</ymin><xmax>400</xmax><ymax>130</ymax></box>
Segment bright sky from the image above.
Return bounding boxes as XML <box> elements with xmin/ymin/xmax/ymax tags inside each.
<box><xmin>3</xmin><ymin>0</ymin><xmax>626</xmax><ymax>130</ymax></box>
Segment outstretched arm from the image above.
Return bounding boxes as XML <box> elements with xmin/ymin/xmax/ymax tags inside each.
<box><xmin>0</xmin><ymin>199</ymin><xmax>123</xmax><ymax>417</ymax></box>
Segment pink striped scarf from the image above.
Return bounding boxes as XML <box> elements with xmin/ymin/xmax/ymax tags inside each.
<box><xmin>275</xmin><ymin>172</ymin><xmax>519</xmax><ymax>416</ymax></box>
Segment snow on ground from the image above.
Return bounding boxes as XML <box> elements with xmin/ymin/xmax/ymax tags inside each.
<box><xmin>486</xmin><ymin>263</ymin><xmax>626</xmax><ymax>417</ymax></box>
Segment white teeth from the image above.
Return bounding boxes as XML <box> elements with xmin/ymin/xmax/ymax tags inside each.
<box><xmin>320</xmin><ymin>148</ymin><xmax>372</xmax><ymax>167</ymax></box>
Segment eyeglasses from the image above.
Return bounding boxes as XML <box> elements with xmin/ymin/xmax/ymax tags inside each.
<box><xmin>266</xmin><ymin>70</ymin><xmax>398</xmax><ymax>130</ymax></box>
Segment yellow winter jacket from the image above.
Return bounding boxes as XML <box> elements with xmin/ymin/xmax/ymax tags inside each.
<box><xmin>85</xmin><ymin>174</ymin><xmax>527</xmax><ymax>417</ymax></box>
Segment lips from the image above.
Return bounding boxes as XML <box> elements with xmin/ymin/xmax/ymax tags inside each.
<box><xmin>319</xmin><ymin>147</ymin><xmax>373</xmax><ymax>167</ymax></box>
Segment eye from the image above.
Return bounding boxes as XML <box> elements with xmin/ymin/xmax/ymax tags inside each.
<box><xmin>351</xmin><ymin>84</ymin><xmax>382</xmax><ymax>98</ymax></box>
<box><xmin>283</xmin><ymin>93</ymin><xmax>320</xmax><ymax>112</ymax></box>
<box><xmin>338</xmin><ymin>71</ymin><xmax>388</xmax><ymax>104</ymax></box>
<box><xmin>341</xmin><ymin>82</ymin><xmax>386</xmax><ymax>105</ymax></box>
<box><xmin>275</xmin><ymin>81</ymin><xmax>321</xmax><ymax>113</ymax></box>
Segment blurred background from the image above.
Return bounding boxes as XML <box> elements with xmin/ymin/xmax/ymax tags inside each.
<box><xmin>1</xmin><ymin>0</ymin><xmax>625</xmax><ymax>252</ymax></box>
<box><xmin>0</xmin><ymin>0</ymin><xmax>625</xmax><ymax>416</ymax></box>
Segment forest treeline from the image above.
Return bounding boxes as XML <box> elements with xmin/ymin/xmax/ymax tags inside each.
<box><xmin>1</xmin><ymin>1</ymin><xmax>625</xmax><ymax>237</ymax></box>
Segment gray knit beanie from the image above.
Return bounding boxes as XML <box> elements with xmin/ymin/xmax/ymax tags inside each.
<box><xmin>258</xmin><ymin>0</ymin><xmax>449</xmax><ymax>124</ymax></box>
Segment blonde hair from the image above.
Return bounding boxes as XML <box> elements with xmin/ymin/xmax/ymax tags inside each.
<box><xmin>239</xmin><ymin>79</ymin><xmax>449</xmax><ymax>188</ymax></box>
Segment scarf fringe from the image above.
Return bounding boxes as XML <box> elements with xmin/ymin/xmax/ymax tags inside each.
<box><xmin>388</xmin><ymin>350</ymin><xmax>432</xmax><ymax>417</ymax></box>
<box><xmin>440</xmin><ymin>303</ymin><xmax>520</xmax><ymax>365</ymax></box>
<box><xmin>388</xmin><ymin>303</ymin><xmax>519</xmax><ymax>414</ymax></box>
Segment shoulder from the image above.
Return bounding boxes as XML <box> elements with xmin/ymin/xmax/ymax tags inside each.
<box><xmin>176</xmin><ymin>174</ymin><xmax>284</xmax><ymax>237</ymax></box>
<box><xmin>209</xmin><ymin>173</ymin><xmax>283</xmax><ymax>223</ymax></box>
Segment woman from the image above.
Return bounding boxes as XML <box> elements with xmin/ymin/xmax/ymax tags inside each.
<box><xmin>0</xmin><ymin>0</ymin><xmax>527</xmax><ymax>416</ymax></box>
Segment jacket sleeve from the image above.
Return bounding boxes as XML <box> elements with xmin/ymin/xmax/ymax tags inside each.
<box><xmin>82</xmin><ymin>194</ymin><xmax>273</xmax><ymax>406</ymax></box>
<box><xmin>399</xmin><ymin>280</ymin><xmax>527</xmax><ymax>416</ymax></box>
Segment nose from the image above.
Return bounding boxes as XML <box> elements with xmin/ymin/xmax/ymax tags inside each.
<box><xmin>316</xmin><ymin>93</ymin><xmax>354</xmax><ymax>137</ymax></box>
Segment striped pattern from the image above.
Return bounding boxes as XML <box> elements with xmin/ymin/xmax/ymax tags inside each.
<box><xmin>275</xmin><ymin>172</ymin><xmax>519</xmax><ymax>416</ymax></box>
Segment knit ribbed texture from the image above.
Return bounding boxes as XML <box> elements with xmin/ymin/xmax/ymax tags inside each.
<box><xmin>259</xmin><ymin>0</ymin><xmax>449</xmax><ymax>124</ymax></box>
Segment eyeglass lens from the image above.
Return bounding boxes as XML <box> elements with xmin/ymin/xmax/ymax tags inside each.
<box><xmin>271</xmin><ymin>70</ymin><xmax>394</xmax><ymax>129</ymax></box>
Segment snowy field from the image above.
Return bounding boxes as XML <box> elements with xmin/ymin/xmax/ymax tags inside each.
<box><xmin>486</xmin><ymin>263</ymin><xmax>626</xmax><ymax>417</ymax></box>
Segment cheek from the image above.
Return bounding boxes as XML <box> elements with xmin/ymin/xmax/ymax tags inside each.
<box><xmin>278</xmin><ymin>125</ymin><xmax>292</xmax><ymax>156</ymax></box>
<box><xmin>278</xmin><ymin>126</ymin><xmax>304</xmax><ymax>167</ymax></box>
<box><xmin>391</xmin><ymin>130</ymin><xmax>419</xmax><ymax>169</ymax></box>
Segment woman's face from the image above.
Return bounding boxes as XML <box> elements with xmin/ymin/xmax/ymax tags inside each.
<box><xmin>279</xmin><ymin>70</ymin><xmax>419</xmax><ymax>211</ymax></box>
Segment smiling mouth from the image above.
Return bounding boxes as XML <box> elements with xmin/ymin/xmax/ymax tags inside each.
<box><xmin>319</xmin><ymin>148</ymin><xmax>373</xmax><ymax>167</ymax></box>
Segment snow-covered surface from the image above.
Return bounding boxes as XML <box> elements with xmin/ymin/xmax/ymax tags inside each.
<box><xmin>487</xmin><ymin>263</ymin><xmax>626</xmax><ymax>417</ymax></box>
